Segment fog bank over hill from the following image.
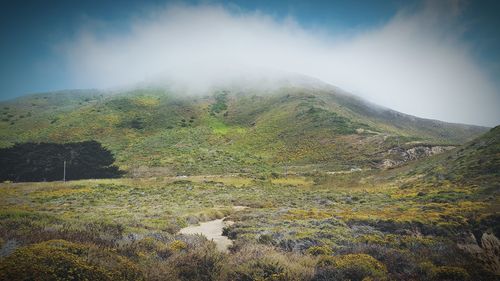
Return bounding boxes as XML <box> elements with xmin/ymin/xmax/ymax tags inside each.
<box><xmin>61</xmin><ymin>3</ymin><xmax>500</xmax><ymax>126</ymax></box>
<box><xmin>134</xmin><ymin>69</ymin><xmax>333</xmax><ymax>95</ymax></box>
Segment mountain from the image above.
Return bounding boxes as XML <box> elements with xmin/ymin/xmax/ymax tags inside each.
<box><xmin>0</xmin><ymin>78</ymin><xmax>488</xmax><ymax>176</ymax></box>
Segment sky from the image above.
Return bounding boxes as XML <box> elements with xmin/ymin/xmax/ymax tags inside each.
<box><xmin>0</xmin><ymin>0</ymin><xmax>499</xmax><ymax>126</ymax></box>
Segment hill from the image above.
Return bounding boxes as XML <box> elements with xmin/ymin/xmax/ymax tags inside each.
<box><xmin>0</xmin><ymin>79</ymin><xmax>488</xmax><ymax>176</ymax></box>
<box><xmin>400</xmin><ymin>125</ymin><xmax>500</xmax><ymax>187</ymax></box>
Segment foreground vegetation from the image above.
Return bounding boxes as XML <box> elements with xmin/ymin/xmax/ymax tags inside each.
<box><xmin>0</xmin><ymin>166</ymin><xmax>497</xmax><ymax>280</ymax></box>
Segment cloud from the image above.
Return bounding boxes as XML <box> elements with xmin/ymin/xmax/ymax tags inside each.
<box><xmin>61</xmin><ymin>2</ymin><xmax>500</xmax><ymax>126</ymax></box>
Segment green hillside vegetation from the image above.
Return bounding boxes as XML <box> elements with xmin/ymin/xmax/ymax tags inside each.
<box><xmin>418</xmin><ymin>125</ymin><xmax>499</xmax><ymax>185</ymax></box>
<box><xmin>0</xmin><ymin>85</ymin><xmax>487</xmax><ymax>176</ymax></box>
<box><xmin>0</xmin><ymin>83</ymin><xmax>498</xmax><ymax>280</ymax></box>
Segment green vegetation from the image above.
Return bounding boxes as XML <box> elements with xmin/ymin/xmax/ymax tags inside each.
<box><xmin>314</xmin><ymin>253</ymin><xmax>388</xmax><ymax>281</ymax></box>
<box><xmin>0</xmin><ymin>85</ymin><xmax>497</xmax><ymax>280</ymax></box>
<box><xmin>0</xmin><ymin>240</ymin><xmax>142</xmax><ymax>281</ymax></box>
<box><xmin>210</xmin><ymin>92</ymin><xmax>228</xmax><ymax>115</ymax></box>
<box><xmin>0</xmin><ymin>154</ymin><xmax>498</xmax><ymax>279</ymax></box>
<box><xmin>421</xmin><ymin>126</ymin><xmax>500</xmax><ymax>185</ymax></box>
<box><xmin>0</xmin><ymin>141</ymin><xmax>123</xmax><ymax>182</ymax></box>
<box><xmin>0</xmin><ymin>86</ymin><xmax>487</xmax><ymax>175</ymax></box>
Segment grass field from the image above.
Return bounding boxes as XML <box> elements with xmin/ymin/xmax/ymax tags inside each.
<box><xmin>1</xmin><ymin>170</ymin><xmax>498</xmax><ymax>280</ymax></box>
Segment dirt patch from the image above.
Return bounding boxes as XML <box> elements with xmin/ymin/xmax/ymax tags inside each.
<box><xmin>179</xmin><ymin>218</ymin><xmax>233</xmax><ymax>252</ymax></box>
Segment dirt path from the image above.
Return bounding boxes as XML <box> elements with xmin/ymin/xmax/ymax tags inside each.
<box><xmin>179</xmin><ymin>218</ymin><xmax>234</xmax><ymax>252</ymax></box>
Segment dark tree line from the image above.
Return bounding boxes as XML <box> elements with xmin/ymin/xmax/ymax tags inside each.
<box><xmin>0</xmin><ymin>141</ymin><xmax>124</xmax><ymax>182</ymax></box>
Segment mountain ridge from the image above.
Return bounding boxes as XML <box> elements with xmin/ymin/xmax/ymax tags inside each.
<box><xmin>0</xmin><ymin>78</ymin><xmax>490</xmax><ymax>175</ymax></box>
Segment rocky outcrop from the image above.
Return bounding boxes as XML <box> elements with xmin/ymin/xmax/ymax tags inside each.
<box><xmin>380</xmin><ymin>145</ymin><xmax>455</xmax><ymax>169</ymax></box>
<box><xmin>458</xmin><ymin>232</ymin><xmax>500</xmax><ymax>275</ymax></box>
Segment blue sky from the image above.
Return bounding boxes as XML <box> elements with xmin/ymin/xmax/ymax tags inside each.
<box><xmin>0</xmin><ymin>0</ymin><xmax>499</xmax><ymax>125</ymax></box>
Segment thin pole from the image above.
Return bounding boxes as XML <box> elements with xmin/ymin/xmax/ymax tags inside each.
<box><xmin>63</xmin><ymin>160</ymin><xmax>66</xmax><ymax>182</ymax></box>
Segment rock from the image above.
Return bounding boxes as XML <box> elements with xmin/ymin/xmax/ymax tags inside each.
<box><xmin>458</xmin><ymin>232</ymin><xmax>500</xmax><ymax>275</ymax></box>
<box><xmin>380</xmin><ymin>145</ymin><xmax>455</xmax><ymax>168</ymax></box>
<box><xmin>481</xmin><ymin>233</ymin><xmax>500</xmax><ymax>274</ymax></box>
<box><xmin>0</xmin><ymin>239</ymin><xmax>19</xmax><ymax>257</ymax></box>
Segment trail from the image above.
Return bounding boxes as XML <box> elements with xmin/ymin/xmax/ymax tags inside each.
<box><xmin>179</xmin><ymin>218</ymin><xmax>234</xmax><ymax>252</ymax></box>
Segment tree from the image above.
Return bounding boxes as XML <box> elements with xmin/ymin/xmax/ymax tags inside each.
<box><xmin>0</xmin><ymin>141</ymin><xmax>124</xmax><ymax>182</ymax></box>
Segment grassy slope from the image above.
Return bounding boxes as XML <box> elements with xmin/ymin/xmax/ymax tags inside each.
<box><xmin>386</xmin><ymin>125</ymin><xmax>500</xmax><ymax>189</ymax></box>
<box><xmin>0</xmin><ymin>85</ymin><xmax>489</xmax><ymax>175</ymax></box>
<box><xmin>421</xmin><ymin>125</ymin><xmax>500</xmax><ymax>186</ymax></box>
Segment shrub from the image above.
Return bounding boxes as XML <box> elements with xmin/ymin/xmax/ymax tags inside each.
<box><xmin>258</xmin><ymin>234</ymin><xmax>275</xmax><ymax>245</ymax></box>
<box><xmin>227</xmin><ymin>244</ymin><xmax>315</xmax><ymax>281</ymax></box>
<box><xmin>230</xmin><ymin>258</ymin><xmax>288</xmax><ymax>281</ymax></box>
<box><xmin>306</xmin><ymin>245</ymin><xmax>333</xmax><ymax>256</ymax></box>
<box><xmin>431</xmin><ymin>266</ymin><xmax>469</xmax><ymax>281</ymax></box>
<box><xmin>117</xmin><ymin>236</ymin><xmax>174</xmax><ymax>261</ymax></box>
<box><xmin>345</xmin><ymin>243</ymin><xmax>417</xmax><ymax>280</ymax></box>
<box><xmin>0</xmin><ymin>239</ymin><xmax>143</xmax><ymax>281</ymax></box>
<box><xmin>0</xmin><ymin>210</ymin><xmax>125</xmax><ymax>248</ymax></box>
<box><xmin>314</xmin><ymin>253</ymin><xmax>388</xmax><ymax>281</ymax></box>
<box><xmin>167</xmin><ymin>243</ymin><xmax>227</xmax><ymax>281</ymax></box>
<box><xmin>169</xmin><ymin>240</ymin><xmax>188</xmax><ymax>252</ymax></box>
<box><xmin>210</xmin><ymin>92</ymin><xmax>228</xmax><ymax>114</ymax></box>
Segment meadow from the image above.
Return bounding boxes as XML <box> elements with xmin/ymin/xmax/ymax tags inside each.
<box><xmin>0</xmin><ymin>169</ymin><xmax>497</xmax><ymax>280</ymax></box>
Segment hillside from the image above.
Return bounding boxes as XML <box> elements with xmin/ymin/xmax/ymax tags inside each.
<box><xmin>0</xmin><ymin>80</ymin><xmax>488</xmax><ymax>176</ymax></box>
<box><xmin>401</xmin><ymin>125</ymin><xmax>500</xmax><ymax>187</ymax></box>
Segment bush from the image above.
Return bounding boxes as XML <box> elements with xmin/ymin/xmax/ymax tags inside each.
<box><xmin>431</xmin><ymin>266</ymin><xmax>469</xmax><ymax>281</ymax></box>
<box><xmin>227</xmin><ymin>244</ymin><xmax>315</xmax><ymax>281</ymax></box>
<box><xmin>167</xmin><ymin>243</ymin><xmax>227</xmax><ymax>281</ymax></box>
<box><xmin>169</xmin><ymin>240</ymin><xmax>188</xmax><ymax>252</ymax></box>
<box><xmin>306</xmin><ymin>245</ymin><xmax>333</xmax><ymax>256</ymax></box>
<box><xmin>128</xmin><ymin>237</ymin><xmax>173</xmax><ymax>259</ymax></box>
<box><xmin>0</xmin><ymin>209</ymin><xmax>126</xmax><ymax>248</ymax></box>
<box><xmin>258</xmin><ymin>234</ymin><xmax>275</xmax><ymax>245</ymax></box>
<box><xmin>230</xmin><ymin>258</ymin><xmax>288</xmax><ymax>281</ymax></box>
<box><xmin>0</xmin><ymin>240</ymin><xmax>143</xmax><ymax>281</ymax></box>
<box><xmin>210</xmin><ymin>92</ymin><xmax>228</xmax><ymax>114</ymax></box>
<box><xmin>314</xmin><ymin>254</ymin><xmax>388</xmax><ymax>281</ymax></box>
<box><xmin>343</xmin><ymin>243</ymin><xmax>418</xmax><ymax>279</ymax></box>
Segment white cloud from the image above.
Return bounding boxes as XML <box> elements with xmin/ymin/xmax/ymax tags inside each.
<box><xmin>62</xmin><ymin>2</ymin><xmax>500</xmax><ymax>126</ymax></box>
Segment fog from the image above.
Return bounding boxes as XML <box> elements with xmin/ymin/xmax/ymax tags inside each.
<box><xmin>61</xmin><ymin>2</ymin><xmax>500</xmax><ymax>126</ymax></box>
